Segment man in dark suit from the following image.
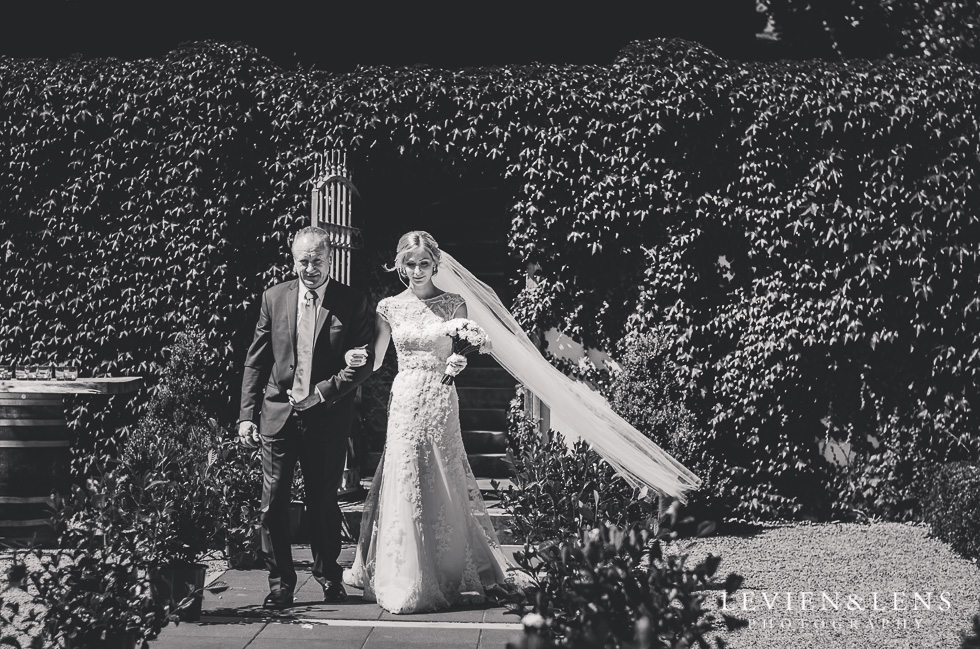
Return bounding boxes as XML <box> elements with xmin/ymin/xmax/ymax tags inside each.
<box><xmin>238</xmin><ymin>226</ymin><xmax>375</xmax><ymax>610</ymax></box>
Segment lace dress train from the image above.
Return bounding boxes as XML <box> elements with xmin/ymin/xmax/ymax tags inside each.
<box><xmin>343</xmin><ymin>293</ymin><xmax>519</xmax><ymax>614</ymax></box>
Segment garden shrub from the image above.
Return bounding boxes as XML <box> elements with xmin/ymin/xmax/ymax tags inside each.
<box><xmin>112</xmin><ymin>328</ymin><xmax>227</xmax><ymax>566</ymax></box>
<box><xmin>604</xmin><ymin>330</ymin><xmax>731</xmax><ymax>522</ymax></box>
<box><xmin>919</xmin><ymin>461</ymin><xmax>980</xmax><ymax>562</ymax></box>
<box><xmin>211</xmin><ymin>439</ymin><xmax>263</xmax><ymax>568</ymax></box>
<box><xmin>17</xmin><ymin>470</ymin><xmax>177</xmax><ymax>648</ymax></box>
<box><xmin>494</xmin><ymin>395</ymin><xmax>654</xmax><ymax>545</ymax></box>
<box><xmin>502</xmin><ymin>520</ymin><xmax>744</xmax><ymax>649</ymax></box>
<box><xmin>825</xmin><ymin>413</ymin><xmax>941</xmax><ymax>522</ymax></box>
<box><xmin>2</xmin><ymin>38</ymin><xmax>978</xmax><ymax>519</ymax></box>
<box><xmin>964</xmin><ymin>611</ymin><xmax>980</xmax><ymax>649</ymax></box>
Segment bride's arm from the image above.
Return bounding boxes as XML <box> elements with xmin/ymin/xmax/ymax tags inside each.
<box><xmin>371</xmin><ymin>313</ymin><xmax>391</xmax><ymax>371</ymax></box>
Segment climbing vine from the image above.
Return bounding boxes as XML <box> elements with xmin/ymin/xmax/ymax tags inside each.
<box><xmin>2</xmin><ymin>39</ymin><xmax>977</xmax><ymax>516</ymax></box>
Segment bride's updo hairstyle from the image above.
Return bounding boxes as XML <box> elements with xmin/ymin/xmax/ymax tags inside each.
<box><xmin>390</xmin><ymin>230</ymin><xmax>442</xmax><ymax>278</ymax></box>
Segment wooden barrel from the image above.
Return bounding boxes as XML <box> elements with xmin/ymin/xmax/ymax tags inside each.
<box><xmin>0</xmin><ymin>393</ymin><xmax>70</xmax><ymax>547</ymax></box>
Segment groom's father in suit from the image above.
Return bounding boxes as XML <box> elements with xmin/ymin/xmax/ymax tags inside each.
<box><xmin>238</xmin><ymin>226</ymin><xmax>375</xmax><ymax>610</ymax></box>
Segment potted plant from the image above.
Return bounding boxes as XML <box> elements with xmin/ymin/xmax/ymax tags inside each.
<box><xmin>26</xmin><ymin>476</ymin><xmax>174</xmax><ymax>649</ymax></box>
<box><xmin>116</xmin><ymin>434</ymin><xmax>218</xmax><ymax>622</ymax></box>
<box><xmin>212</xmin><ymin>438</ymin><xmax>263</xmax><ymax>569</ymax></box>
<box><xmin>112</xmin><ymin>329</ymin><xmax>227</xmax><ymax>621</ymax></box>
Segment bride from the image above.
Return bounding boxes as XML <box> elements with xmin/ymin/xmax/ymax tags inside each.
<box><xmin>342</xmin><ymin>231</ymin><xmax>516</xmax><ymax>613</ymax></box>
<box><xmin>342</xmin><ymin>230</ymin><xmax>701</xmax><ymax>614</ymax></box>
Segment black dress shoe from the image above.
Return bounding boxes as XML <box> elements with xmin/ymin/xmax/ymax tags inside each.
<box><xmin>321</xmin><ymin>580</ymin><xmax>348</xmax><ymax>603</ymax></box>
<box><xmin>263</xmin><ymin>589</ymin><xmax>294</xmax><ymax>610</ymax></box>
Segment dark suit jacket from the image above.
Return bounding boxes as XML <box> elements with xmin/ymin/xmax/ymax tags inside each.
<box><xmin>239</xmin><ymin>278</ymin><xmax>375</xmax><ymax>437</ymax></box>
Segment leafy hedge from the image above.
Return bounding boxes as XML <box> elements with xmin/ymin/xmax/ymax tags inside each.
<box><xmin>2</xmin><ymin>39</ymin><xmax>978</xmax><ymax>517</ymax></box>
<box><xmin>920</xmin><ymin>461</ymin><xmax>980</xmax><ymax>562</ymax></box>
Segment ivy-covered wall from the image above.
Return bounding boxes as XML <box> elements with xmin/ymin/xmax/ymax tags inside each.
<box><xmin>2</xmin><ymin>39</ymin><xmax>977</xmax><ymax>517</ymax></box>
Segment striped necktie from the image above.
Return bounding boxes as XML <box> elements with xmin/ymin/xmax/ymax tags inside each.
<box><xmin>291</xmin><ymin>289</ymin><xmax>317</xmax><ymax>401</ymax></box>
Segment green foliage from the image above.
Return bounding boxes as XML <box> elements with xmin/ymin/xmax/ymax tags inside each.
<box><xmin>765</xmin><ymin>0</ymin><xmax>980</xmax><ymax>60</ymax></box>
<box><xmin>604</xmin><ymin>330</ymin><xmax>731</xmax><ymax>520</ymax></box>
<box><xmin>502</xmin><ymin>522</ymin><xmax>744</xmax><ymax>649</ymax></box>
<box><xmin>7</xmin><ymin>329</ymin><xmax>241</xmax><ymax>647</ymax></box>
<box><xmin>115</xmin><ymin>328</ymin><xmax>225</xmax><ymax>566</ymax></box>
<box><xmin>494</xmin><ymin>396</ymin><xmax>653</xmax><ymax>545</ymax></box>
<box><xmin>825</xmin><ymin>413</ymin><xmax>939</xmax><ymax>521</ymax></box>
<box><xmin>24</xmin><ymin>473</ymin><xmax>175</xmax><ymax>649</ymax></box>
<box><xmin>629</xmin><ymin>55</ymin><xmax>980</xmax><ymax>518</ymax></box>
<box><xmin>211</xmin><ymin>440</ymin><xmax>262</xmax><ymax>568</ymax></box>
<box><xmin>964</xmin><ymin>611</ymin><xmax>980</xmax><ymax>649</ymax></box>
<box><xmin>920</xmin><ymin>461</ymin><xmax>980</xmax><ymax>562</ymax></box>
<box><xmin>2</xmin><ymin>38</ymin><xmax>978</xmax><ymax>519</ymax></box>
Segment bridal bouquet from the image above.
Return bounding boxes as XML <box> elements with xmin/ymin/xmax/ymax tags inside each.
<box><xmin>441</xmin><ymin>318</ymin><xmax>492</xmax><ymax>385</ymax></box>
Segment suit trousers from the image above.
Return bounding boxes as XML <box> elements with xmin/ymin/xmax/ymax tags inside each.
<box><xmin>259</xmin><ymin>410</ymin><xmax>348</xmax><ymax>592</ymax></box>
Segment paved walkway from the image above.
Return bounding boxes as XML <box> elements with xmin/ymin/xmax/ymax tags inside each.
<box><xmin>149</xmin><ymin>545</ymin><xmax>525</xmax><ymax>649</ymax></box>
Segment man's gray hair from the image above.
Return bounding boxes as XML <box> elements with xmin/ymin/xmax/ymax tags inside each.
<box><xmin>292</xmin><ymin>226</ymin><xmax>332</xmax><ymax>250</ymax></box>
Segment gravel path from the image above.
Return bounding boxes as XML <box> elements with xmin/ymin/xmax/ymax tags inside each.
<box><xmin>670</xmin><ymin>521</ymin><xmax>980</xmax><ymax>649</ymax></box>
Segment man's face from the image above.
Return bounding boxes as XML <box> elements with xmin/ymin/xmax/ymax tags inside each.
<box><xmin>292</xmin><ymin>235</ymin><xmax>331</xmax><ymax>290</ymax></box>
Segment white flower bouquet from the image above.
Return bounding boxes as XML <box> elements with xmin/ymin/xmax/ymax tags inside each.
<box><xmin>441</xmin><ymin>318</ymin><xmax>492</xmax><ymax>385</ymax></box>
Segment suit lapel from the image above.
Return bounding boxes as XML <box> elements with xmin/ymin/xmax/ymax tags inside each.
<box><xmin>285</xmin><ymin>280</ymin><xmax>298</xmax><ymax>362</ymax></box>
<box><xmin>313</xmin><ymin>280</ymin><xmax>335</xmax><ymax>348</ymax></box>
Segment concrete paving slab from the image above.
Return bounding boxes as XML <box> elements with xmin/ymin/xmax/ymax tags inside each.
<box><xmin>247</xmin><ymin>639</ymin><xmax>361</xmax><ymax>649</ymax></box>
<box><xmin>256</xmin><ymin>620</ymin><xmax>373</xmax><ymax>645</ymax></box>
<box><xmin>159</xmin><ymin>617</ymin><xmax>266</xmax><ymax>637</ymax></box>
<box><xmin>478</xmin><ymin>628</ymin><xmax>523</xmax><ymax>649</ymax></box>
<box><xmin>203</xmin><ymin>587</ymin><xmax>268</xmax><ymax>613</ymax></box>
<box><xmin>378</xmin><ymin>602</ymin><xmax>489</xmax><ymax>623</ymax></box>
<box><xmin>155</xmin><ymin>543</ymin><xmax>524</xmax><ymax>648</ymax></box>
<box><xmin>149</xmin><ymin>636</ymin><xmax>255</xmax><ymax>649</ymax></box>
<box><xmin>482</xmin><ymin>606</ymin><xmax>521</xmax><ymax>624</ymax></box>
<box><xmin>285</xmin><ymin>598</ymin><xmax>387</xmax><ymax>620</ymax></box>
<box><xmin>363</xmin><ymin>626</ymin><xmax>482</xmax><ymax>648</ymax></box>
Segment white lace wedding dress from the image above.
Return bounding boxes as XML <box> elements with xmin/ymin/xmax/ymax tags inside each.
<box><xmin>343</xmin><ymin>292</ymin><xmax>519</xmax><ymax>614</ymax></box>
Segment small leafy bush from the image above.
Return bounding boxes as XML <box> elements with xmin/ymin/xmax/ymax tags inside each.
<box><xmin>503</xmin><ymin>521</ymin><xmax>744</xmax><ymax>649</ymax></box>
<box><xmin>22</xmin><ymin>471</ymin><xmax>176</xmax><ymax>649</ymax></box>
<box><xmin>494</xmin><ymin>396</ymin><xmax>653</xmax><ymax>545</ymax></box>
<box><xmin>115</xmin><ymin>328</ymin><xmax>226</xmax><ymax>566</ymax></box>
<box><xmin>211</xmin><ymin>439</ymin><xmax>263</xmax><ymax>568</ymax></box>
<box><xmin>826</xmin><ymin>408</ymin><xmax>980</xmax><ymax>525</ymax></box>
<box><xmin>146</xmin><ymin>328</ymin><xmax>265</xmax><ymax>566</ymax></box>
<box><xmin>604</xmin><ymin>330</ymin><xmax>731</xmax><ymax>523</ymax></box>
<box><xmin>964</xmin><ymin>610</ymin><xmax>980</xmax><ymax>649</ymax></box>
<box><xmin>920</xmin><ymin>461</ymin><xmax>980</xmax><ymax>562</ymax></box>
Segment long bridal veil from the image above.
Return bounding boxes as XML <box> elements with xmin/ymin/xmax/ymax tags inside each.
<box><xmin>433</xmin><ymin>251</ymin><xmax>702</xmax><ymax>502</ymax></box>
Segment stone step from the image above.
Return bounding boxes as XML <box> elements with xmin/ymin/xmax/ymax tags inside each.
<box><xmin>461</xmin><ymin>429</ymin><xmax>508</xmax><ymax>453</ymax></box>
<box><xmin>459</xmin><ymin>407</ymin><xmax>507</xmax><ymax>431</ymax></box>
<box><xmin>457</xmin><ymin>386</ymin><xmax>514</xmax><ymax>409</ymax></box>
<box><xmin>467</xmin><ymin>452</ymin><xmax>514</xmax><ymax>477</ymax></box>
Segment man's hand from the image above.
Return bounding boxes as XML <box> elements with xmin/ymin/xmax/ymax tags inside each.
<box><xmin>287</xmin><ymin>388</ymin><xmax>321</xmax><ymax>412</ymax></box>
<box><xmin>238</xmin><ymin>421</ymin><xmax>260</xmax><ymax>448</ymax></box>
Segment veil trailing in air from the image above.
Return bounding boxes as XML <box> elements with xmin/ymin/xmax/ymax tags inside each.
<box><xmin>433</xmin><ymin>251</ymin><xmax>702</xmax><ymax>502</ymax></box>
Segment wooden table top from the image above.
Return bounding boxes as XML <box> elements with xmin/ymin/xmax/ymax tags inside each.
<box><xmin>0</xmin><ymin>377</ymin><xmax>143</xmax><ymax>395</ymax></box>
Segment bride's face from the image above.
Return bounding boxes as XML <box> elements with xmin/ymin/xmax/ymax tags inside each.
<box><xmin>402</xmin><ymin>248</ymin><xmax>435</xmax><ymax>288</ymax></box>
